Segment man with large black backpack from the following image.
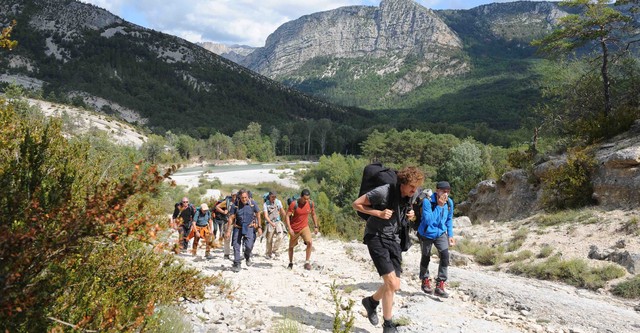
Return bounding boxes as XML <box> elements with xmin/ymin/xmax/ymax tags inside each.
<box><xmin>352</xmin><ymin>164</ymin><xmax>424</xmax><ymax>333</ymax></box>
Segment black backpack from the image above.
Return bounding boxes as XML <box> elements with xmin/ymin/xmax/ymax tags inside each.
<box><xmin>357</xmin><ymin>163</ymin><xmax>412</xmax><ymax>252</ymax></box>
<box><xmin>357</xmin><ymin>162</ymin><xmax>398</xmax><ymax>221</ymax></box>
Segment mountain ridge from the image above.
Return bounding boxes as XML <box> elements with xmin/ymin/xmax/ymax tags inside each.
<box><xmin>0</xmin><ymin>0</ymin><xmax>373</xmax><ymax>147</ymax></box>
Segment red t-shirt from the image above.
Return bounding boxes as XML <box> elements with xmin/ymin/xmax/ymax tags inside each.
<box><xmin>288</xmin><ymin>200</ymin><xmax>314</xmax><ymax>233</ymax></box>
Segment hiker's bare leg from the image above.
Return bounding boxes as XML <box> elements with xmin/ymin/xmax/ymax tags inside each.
<box><xmin>305</xmin><ymin>241</ymin><xmax>312</xmax><ymax>261</ymax></box>
<box><xmin>372</xmin><ymin>271</ymin><xmax>400</xmax><ymax>321</ymax></box>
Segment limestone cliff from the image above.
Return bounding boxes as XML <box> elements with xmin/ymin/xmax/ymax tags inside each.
<box><xmin>239</xmin><ymin>0</ymin><xmax>468</xmax><ymax>97</ymax></box>
<box><xmin>460</xmin><ymin>121</ymin><xmax>640</xmax><ymax>223</ymax></box>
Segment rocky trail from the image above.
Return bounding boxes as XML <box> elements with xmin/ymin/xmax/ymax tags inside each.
<box><xmin>172</xmin><ymin>233</ymin><xmax>640</xmax><ymax>333</ymax></box>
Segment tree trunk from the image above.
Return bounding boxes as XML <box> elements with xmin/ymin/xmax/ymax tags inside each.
<box><xmin>600</xmin><ymin>38</ymin><xmax>612</xmax><ymax>120</ymax></box>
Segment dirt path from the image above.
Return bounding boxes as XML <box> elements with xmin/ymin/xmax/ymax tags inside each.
<box><xmin>175</xmin><ymin>234</ymin><xmax>640</xmax><ymax>333</ymax></box>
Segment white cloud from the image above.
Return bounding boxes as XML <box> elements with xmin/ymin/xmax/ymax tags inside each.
<box><xmin>80</xmin><ymin>0</ymin><xmax>534</xmax><ymax>46</ymax></box>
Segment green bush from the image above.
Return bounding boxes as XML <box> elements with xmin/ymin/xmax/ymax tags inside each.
<box><xmin>503</xmin><ymin>250</ymin><xmax>534</xmax><ymax>263</ymax></box>
<box><xmin>507</xmin><ymin>227</ymin><xmax>529</xmax><ymax>252</ymax></box>
<box><xmin>620</xmin><ymin>217</ymin><xmax>640</xmax><ymax>236</ymax></box>
<box><xmin>540</xmin><ymin>147</ymin><xmax>597</xmax><ymax>210</ymax></box>
<box><xmin>538</xmin><ymin>245</ymin><xmax>554</xmax><ymax>258</ymax></box>
<box><xmin>533</xmin><ymin>209</ymin><xmax>595</xmax><ymax>227</ymax></box>
<box><xmin>0</xmin><ymin>96</ymin><xmax>214</xmax><ymax>331</ymax></box>
<box><xmin>611</xmin><ymin>275</ymin><xmax>640</xmax><ymax>299</ymax></box>
<box><xmin>509</xmin><ymin>256</ymin><xmax>626</xmax><ymax>290</ymax></box>
<box><xmin>45</xmin><ymin>240</ymin><xmax>218</xmax><ymax>332</ymax></box>
<box><xmin>456</xmin><ymin>239</ymin><xmax>504</xmax><ymax>266</ymax></box>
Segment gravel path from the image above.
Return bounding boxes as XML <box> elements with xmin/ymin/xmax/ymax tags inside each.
<box><xmin>174</xmin><ymin>234</ymin><xmax>640</xmax><ymax>333</ymax></box>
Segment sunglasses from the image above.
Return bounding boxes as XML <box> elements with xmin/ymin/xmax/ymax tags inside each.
<box><xmin>182</xmin><ymin>201</ymin><xmax>189</xmax><ymax>203</ymax></box>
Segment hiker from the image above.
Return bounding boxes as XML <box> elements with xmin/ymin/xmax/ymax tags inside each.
<box><xmin>285</xmin><ymin>189</ymin><xmax>319</xmax><ymax>270</ymax></box>
<box><xmin>216</xmin><ymin>190</ymin><xmax>237</xmax><ymax>260</ymax></box>
<box><xmin>188</xmin><ymin>203</ymin><xmax>214</xmax><ymax>259</ymax></box>
<box><xmin>225</xmin><ymin>189</ymin><xmax>262</xmax><ymax>272</ymax></box>
<box><xmin>417</xmin><ymin>181</ymin><xmax>455</xmax><ymax>298</ymax></box>
<box><xmin>352</xmin><ymin>166</ymin><xmax>424</xmax><ymax>332</ymax></box>
<box><xmin>263</xmin><ymin>190</ymin><xmax>286</xmax><ymax>259</ymax></box>
<box><xmin>171</xmin><ymin>196</ymin><xmax>196</xmax><ymax>252</ymax></box>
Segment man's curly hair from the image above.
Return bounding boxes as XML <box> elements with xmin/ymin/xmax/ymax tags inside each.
<box><xmin>397</xmin><ymin>166</ymin><xmax>424</xmax><ymax>185</ymax></box>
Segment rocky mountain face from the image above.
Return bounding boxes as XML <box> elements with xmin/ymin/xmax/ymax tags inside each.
<box><xmin>197</xmin><ymin>42</ymin><xmax>255</xmax><ymax>64</ymax></box>
<box><xmin>238</xmin><ymin>0</ymin><xmax>469</xmax><ymax>99</ymax></box>
<box><xmin>216</xmin><ymin>0</ymin><xmax>572</xmax><ymax>108</ymax></box>
<box><xmin>459</xmin><ymin>121</ymin><xmax>640</xmax><ymax>223</ymax></box>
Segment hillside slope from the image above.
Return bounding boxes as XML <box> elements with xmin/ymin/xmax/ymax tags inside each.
<box><xmin>0</xmin><ymin>0</ymin><xmax>373</xmax><ymax>138</ymax></box>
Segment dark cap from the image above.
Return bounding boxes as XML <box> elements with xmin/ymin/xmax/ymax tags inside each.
<box><xmin>269</xmin><ymin>190</ymin><xmax>277</xmax><ymax>196</ymax></box>
<box><xmin>436</xmin><ymin>181</ymin><xmax>451</xmax><ymax>190</ymax></box>
<box><xmin>301</xmin><ymin>189</ymin><xmax>311</xmax><ymax>196</ymax></box>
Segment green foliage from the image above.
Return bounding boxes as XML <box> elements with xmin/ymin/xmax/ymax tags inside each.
<box><xmin>540</xmin><ymin>147</ymin><xmax>597</xmax><ymax>210</ymax></box>
<box><xmin>506</xmin><ymin>227</ymin><xmax>529</xmax><ymax>252</ymax></box>
<box><xmin>232</xmin><ymin>122</ymin><xmax>275</xmax><ymax>162</ymax></box>
<box><xmin>456</xmin><ymin>239</ymin><xmax>504</xmax><ymax>266</ymax></box>
<box><xmin>532</xmin><ymin>1</ymin><xmax>640</xmax><ymax>143</ymax></box>
<box><xmin>45</xmin><ymin>240</ymin><xmax>217</xmax><ymax>332</ymax></box>
<box><xmin>304</xmin><ymin>154</ymin><xmax>367</xmax><ymax>208</ymax></box>
<box><xmin>502</xmin><ymin>250</ymin><xmax>534</xmax><ymax>263</ymax></box>
<box><xmin>509</xmin><ymin>255</ymin><xmax>626</xmax><ymax>290</ymax></box>
<box><xmin>330</xmin><ymin>281</ymin><xmax>355</xmax><ymax>333</ymax></box>
<box><xmin>0</xmin><ymin>20</ymin><xmax>18</xmax><ymax>50</ymax></box>
<box><xmin>538</xmin><ymin>245</ymin><xmax>555</xmax><ymax>258</ymax></box>
<box><xmin>438</xmin><ymin>140</ymin><xmax>485</xmax><ymax>199</ymax></box>
<box><xmin>0</xmin><ymin>95</ymin><xmax>212</xmax><ymax>331</ymax></box>
<box><xmin>532</xmin><ymin>209</ymin><xmax>596</xmax><ymax>227</ymax></box>
<box><xmin>611</xmin><ymin>275</ymin><xmax>640</xmax><ymax>299</ymax></box>
<box><xmin>620</xmin><ymin>216</ymin><xmax>640</xmax><ymax>236</ymax></box>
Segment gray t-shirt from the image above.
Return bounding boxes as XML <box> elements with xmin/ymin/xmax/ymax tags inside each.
<box><xmin>364</xmin><ymin>184</ymin><xmax>404</xmax><ymax>241</ymax></box>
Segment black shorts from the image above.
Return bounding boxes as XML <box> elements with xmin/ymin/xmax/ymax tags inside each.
<box><xmin>364</xmin><ymin>234</ymin><xmax>402</xmax><ymax>277</ymax></box>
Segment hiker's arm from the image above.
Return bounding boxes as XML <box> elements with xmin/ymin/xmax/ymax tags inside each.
<box><xmin>285</xmin><ymin>205</ymin><xmax>294</xmax><ymax>234</ymax></box>
<box><xmin>310</xmin><ymin>205</ymin><xmax>319</xmax><ymax>232</ymax></box>
<box><xmin>352</xmin><ymin>194</ymin><xmax>392</xmax><ymax>220</ymax></box>
<box><xmin>447</xmin><ymin>200</ymin><xmax>455</xmax><ymax>246</ymax></box>
<box><xmin>263</xmin><ymin>204</ymin><xmax>274</xmax><ymax>227</ymax></box>
<box><xmin>225</xmin><ymin>215</ymin><xmax>235</xmax><ymax>239</ymax></box>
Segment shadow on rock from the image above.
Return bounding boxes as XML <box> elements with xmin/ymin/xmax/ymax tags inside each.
<box><xmin>270</xmin><ymin>305</ymin><xmax>369</xmax><ymax>333</ymax></box>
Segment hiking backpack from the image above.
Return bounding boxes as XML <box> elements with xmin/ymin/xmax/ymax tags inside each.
<box><xmin>287</xmin><ymin>195</ymin><xmax>314</xmax><ymax>212</ymax></box>
<box><xmin>356</xmin><ymin>162</ymin><xmax>398</xmax><ymax>221</ymax></box>
<box><xmin>357</xmin><ymin>162</ymin><xmax>416</xmax><ymax>251</ymax></box>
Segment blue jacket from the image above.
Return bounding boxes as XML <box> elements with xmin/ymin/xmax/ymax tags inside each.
<box><xmin>417</xmin><ymin>194</ymin><xmax>454</xmax><ymax>240</ymax></box>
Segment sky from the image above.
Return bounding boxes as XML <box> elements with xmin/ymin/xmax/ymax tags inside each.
<box><xmin>80</xmin><ymin>0</ymin><xmax>540</xmax><ymax>47</ymax></box>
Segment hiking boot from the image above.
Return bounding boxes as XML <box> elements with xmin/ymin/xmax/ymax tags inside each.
<box><xmin>421</xmin><ymin>278</ymin><xmax>433</xmax><ymax>294</ymax></box>
<box><xmin>224</xmin><ymin>254</ymin><xmax>230</xmax><ymax>260</ymax></box>
<box><xmin>246</xmin><ymin>258</ymin><xmax>253</xmax><ymax>267</ymax></box>
<box><xmin>205</xmin><ymin>252</ymin><xmax>215</xmax><ymax>260</ymax></box>
<box><xmin>361</xmin><ymin>296</ymin><xmax>379</xmax><ymax>326</ymax></box>
<box><xmin>434</xmin><ymin>280</ymin><xmax>449</xmax><ymax>298</ymax></box>
<box><xmin>287</xmin><ymin>262</ymin><xmax>293</xmax><ymax>270</ymax></box>
<box><xmin>304</xmin><ymin>262</ymin><xmax>312</xmax><ymax>270</ymax></box>
<box><xmin>232</xmin><ymin>263</ymin><xmax>241</xmax><ymax>272</ymax></box>
<box><xmin>191</xmin><ymin>248</ymin><xmax>197</xmax><ymax>256</ymax></box>
<box><xmin>382</xmin><ymin>320</ymin><xmax>397</xmax><ymax>333</ymax></box>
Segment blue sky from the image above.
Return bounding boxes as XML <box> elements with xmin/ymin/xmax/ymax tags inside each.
<box><xmin>81</xmin><ymin>0</ymin><xmax>546</xmax><ymax>46</ymax></box>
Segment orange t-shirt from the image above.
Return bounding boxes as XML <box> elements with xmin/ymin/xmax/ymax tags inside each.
<box><xmin>288</xmin><ymin>200</ymin><xmax>314</xmax><ymax>233</ymax></box>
